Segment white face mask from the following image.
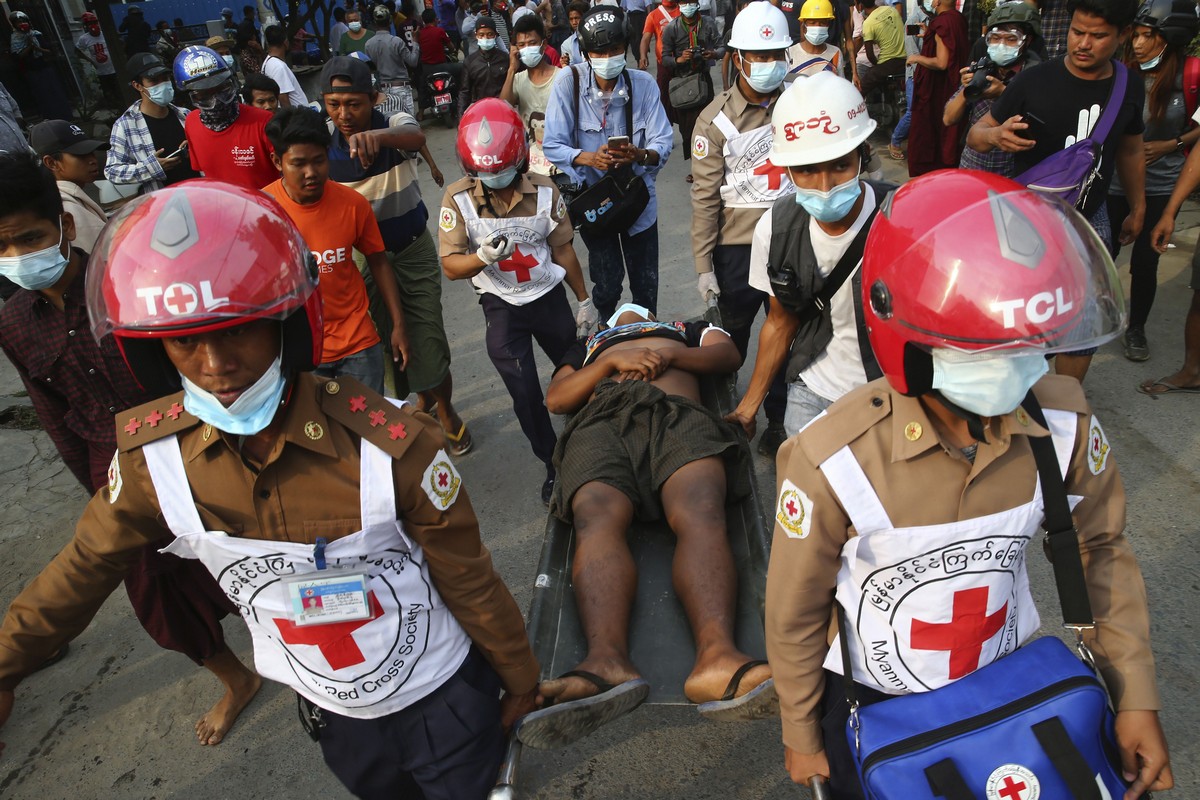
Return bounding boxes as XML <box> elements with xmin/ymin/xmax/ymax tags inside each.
<box><xmin>181</xmin><ymin>352</ymin><xmax>287</xmax><ymax>435</ymax></box>
<box><xmin>931</xmin><ymin>349</ymin><xmax>1049</xmax><ymax>417</ymax></box>
<box><xmin>606</xmin><ymin>302</ymin><xmax>653</xmax><ymax>327</ymax></box>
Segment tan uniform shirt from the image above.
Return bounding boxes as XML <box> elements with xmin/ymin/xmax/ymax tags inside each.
<box><xmin>765</xmin><ymin>376</ymin><xmax>1158</xmax><ymax>754</ymax></box>
<box><xmin>0</xmin><ymin>373</ymin><xmax>539</xmax><ymax>696</ymax></box>
<box><xmin>437</xmin><ymin>172</ymin><xmax>573</xmax><ymax>258</ymax></box>
<box><xmin>689</xmin><ymin>85</ymin><xmax>782</xmax><ymax>273</ymax></box>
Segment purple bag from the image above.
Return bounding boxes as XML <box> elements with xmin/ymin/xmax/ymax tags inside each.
<box><xmin>1014</xmin><ymin>61</ymin><xmax>1127</xmax><ymax>210</ymax></box>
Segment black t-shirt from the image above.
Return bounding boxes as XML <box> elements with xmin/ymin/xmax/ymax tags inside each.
<box><xmin>142</xmin><ymin>110</ymin><xmax>200</xmax><ymax>186</ymax></box>
<box><xmin>990</xmin><ymin>57</ymin><xmax>1145</xmax><ymax>216</ymax></box>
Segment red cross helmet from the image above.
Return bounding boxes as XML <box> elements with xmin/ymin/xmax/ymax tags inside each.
<box><xmin>86</xmin><ymin>180</ymin><xmax>322</xmax><ymax>394</ymax></box>
<box><xmin>456</xmin><ymin>97</ymin><xmax>529</xmax><ymax>177</ymax></box>
<box><xmin>862</xmin><ymin>169</ymin><xmax>1126</xmax><ymax>395</ymax></box>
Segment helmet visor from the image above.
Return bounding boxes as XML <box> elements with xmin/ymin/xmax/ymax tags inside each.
<box><xmin>191</xmin><ymin>79</ymin><xmax>239</xmax><ymax>109</ymax></box>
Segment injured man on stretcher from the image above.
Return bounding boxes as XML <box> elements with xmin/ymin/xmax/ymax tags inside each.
<box><xmin>515</xmin><ymin>304</ymin><xmax>776</xmax><ymax>749</ymax></box>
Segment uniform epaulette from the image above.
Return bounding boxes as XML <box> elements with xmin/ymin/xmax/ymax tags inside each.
<box><xmin>444</xmin><ymin>176</ymin><xmax>474</xmax><ymax>197</ymax></box>
<box><xmin>318</xmin><ymin>376</ymin><xmax>426</xmax><ymax>460</ymax></box>
<box><xmin>798</xmin><ymin>382</ymin><xmax>893</xmax><ymax>466</ymax></box>
<box><xmin>1030</xmin><ymin>374</ymin><xmax>1090</xmax><ymax>416</ymax></box>
<box><xmin>115</xmin><ymin>392</ymin><xmax>201</xmax><ymax>453</ymax></box>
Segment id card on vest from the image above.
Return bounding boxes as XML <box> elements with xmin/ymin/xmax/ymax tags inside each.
<box><xmin>714</xmin><ymin>114</ymin><xmax>795</xmax><ymax>208</ymax></box>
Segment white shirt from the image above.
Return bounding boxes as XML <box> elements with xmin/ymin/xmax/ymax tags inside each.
<box><xmin>58</xmin><ymin>181</ymin><xmax>108</xmax><ymax>253</ymax></box>
<box><xmin>76</xmin><ymin>31</ymin><xmax>116</xmax><ymax>76</ymax></box>
<box><xmin>512</xmin><ymin>4</ymin><xmax>535</xmax><ymax>23</ymax></box>
<box><xmin>748</xmin><ymin>184</ymin><xmax>876</xmax><ymax>402</ymax></box>
<box><xmin>261</xmin><ymin>54</ymin><xmax>309</xmax><ymax>107</ymax></box>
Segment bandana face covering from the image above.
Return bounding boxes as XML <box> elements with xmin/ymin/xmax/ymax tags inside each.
<box><xmin>198</xmin><ymin>92</ymin><xmax>241</xmax><ymax>131</ymax></box>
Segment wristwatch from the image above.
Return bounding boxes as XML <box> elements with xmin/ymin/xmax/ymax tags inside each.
<box><xmin>1177</xmin><ymin>136</ymin><xmax>1186</xmax><ymax>150</ymax></box>
<box><xmin>638</xmin><ymin>149</ymin><xmax>650</xmax><ymax>165</ymax></box>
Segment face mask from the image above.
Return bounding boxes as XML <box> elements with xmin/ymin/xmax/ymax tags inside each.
<box><xmin>607</xmin><ymin>302</ymin><xmax>653</xmax><ymax>327</ymax></box>
<box><xmin>163</xmin><ymin>28</ymin><xmax>173</xmax><ymax>35</ymax></box>
<box><xmin>986</xmin><ymin>41</ymin><xmax>1020</xmax><ymax>66</ymax></box>
<box><xmin>793</xmin><ymin>174</ymin><xmax>862</xmax><ymax>223</ymax></box>
<box><xmin>1140</xmin><ymin>45</ymin><xmax>1167</xmax><ymax>70</ymax></box>
<box><xmin>87</xmin><ymin>25</ymin><xmax>100</xmax><ymax>35</ymax></box>
<box><xmin>931</xmin><ymin>349</ymin><xmax>1049</xmax><ymax>417</ymax></box>
<box><xmin>590</xmin><ymin>55</ymin><xmax>627</xmax><ymax>79</ymax></box>
<box><xmin>17</xmin><ymin>23</ymin><xmax>30</xmax><ymax>32</ymax></box>
<box><xmin>680</xmin><ymin>3</ymin><xmax>700</xmax><ymax>16</ymax></box>
<box><xmin>740</xmin><ymin>57</ymin><xmax>787</xmax><ymax>93</ymax></box>
<box><xmin>477</xmin><ymin>35</ymin><xmax>497</xmax><ymax>49</ymax></box>
<box><xmin>804</xmin><ymin>25</ymin><xmax>829</xmax><ymax>45</ymax></box>
<box><xmin>145</xmin><ymin>81</ymin><xmax>175</xmax><ymax>105</ymax></box>
<box><xmin>0</xmin><ymin>222</ymin><xmax>68</xmax><ymax>290</ymax></box>
<box><xmin>222</xmin><ymin>54</ymin><xmax>236</xmax><ymax>66</ymax></box>
<box><xmin>348</xmin><ymin>21</ymin><xmax>363</xmax><ymax>31</ymax></box>
<box><xmin>181</xmin><ymin>352</ymin><xmax>287</xmax><ymax>435</ymax></box>
<box><xmin>519</xmin><ymin>45</ymin><xmax>543</xmax><ymax>66</ymax></box>
<box><xmin>479</xmin><ymin>165</ymin><xmax>519</xmax><ymax>188</ymax></box>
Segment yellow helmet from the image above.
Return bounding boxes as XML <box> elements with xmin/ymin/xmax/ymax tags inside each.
<box><xmin>800</xmin><ymin>0</ymin><xmax>836</xmax><ymax>19</ymax></box>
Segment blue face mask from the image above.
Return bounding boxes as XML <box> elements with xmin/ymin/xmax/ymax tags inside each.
<box><xmin>606</xmin><ymin>302</ymin><xmax>653</xmax><ymax>327</ymax></box>
<box><xmin>804</xmin><ymin>25</ymin><xmax>830</xmax><ymax>45</ymax></box>
<box><xmin>477</xmin><ymin>35</ymin><xmax>497</xmax><ymax>49</ymax></box>
<box><xmin>348</xmin><ymin>20</ymin><xmax>363</xmax><ymax>31</ymax></box>
<box><xmin>0</xmin><ymin>222</ymin><xmax>68</xmax><ymax>290</ymax></box>
<box><xmin>590</xmin><ymin>55</ymin><xmax>626</xmax><ymax>79</ymax></box>
<box><xmin>146</xmin><ymin>81</ymin><xmax>175</xmax><ymax>105</ymax></box>
<box><xmin>986</xmin><ymin>41</ymin><xmax>1020</xmax><ymax>66</ymax></box>
<box><xmin>519</xmin><ymin>45</ymin><xmax>544</xmax><ymax>66</ymax></box>
<box><xmin>741</xmin><ymin>57</ymin><xmax>787</xmax><ymax>93</ymax></box>
<box><xmin>793</xmin><ymin>174</ymin><xmax>863</xmax><ymax>223</ymax></box>
<box><xmin>680</xmin><ymin>3</ymin><xmax>700</xmax><ymax>16</ymax></box>
<box><xmin>931</xmin><ymin>349</ymin><xmax>1049</xmax><ymax>417</ymax></box>
<box><xmin>1140</xmin><ymin>45</ymin><xmax>1166</xmax><ymax>70</ymax></box>
<box><xmin>181</xmin><ymin>352</ymin><xmax>287</xmax><ymax>435</ymax></box>
<box><xmin>222</xmin><ymin>54</ymin><xmax>236</xmax><ymax>67</ymax></box>
<box><xmin>480</xmin><ymin>166</ymin><xmax>519</xmax><ymax>188</ymax></box>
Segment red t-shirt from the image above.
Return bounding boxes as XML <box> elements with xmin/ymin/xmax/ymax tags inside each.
<box><xmin>646</xmin><ymin>4</ymin><xmax>680</xmax><ymax>61</ymax></box>
<box><xmin>263</xmin><ymin>179</ymin><xmax>387</xmax><ymax>363</ymax></box>
<box><xmin>417</xmin><ymin>24</ymin><xmax>452</xmax><ymax>65</ymax></box>
<box><xmin>184</xmin><ymin>104</ymin><xmax>278</xmax><ymax>191</ymax></box>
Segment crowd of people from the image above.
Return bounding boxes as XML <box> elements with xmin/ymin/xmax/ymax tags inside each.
<box><xmin>0</xmin><ymin>0</ymin><xmax>1190</xmax><ymax>796</ymax></box>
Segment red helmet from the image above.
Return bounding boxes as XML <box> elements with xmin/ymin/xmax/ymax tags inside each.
<box><xmin>863</xmin><ymin>170</ymin><xmax>1126</xmax><ymax>395</ymax></box>
<box><xmin>86</xmin><ymin>180</ymin><xmax>322</xmax><ymax>395</ymax></box>
<box><xmin>81</xmin><ymin>11</ymin><xmax>98</xmax><ymax>24</ymax></box>
<box><xmin>456</xmin><ymin>98</ymin><xmax>529</xmax><ymax>177</ymax></box>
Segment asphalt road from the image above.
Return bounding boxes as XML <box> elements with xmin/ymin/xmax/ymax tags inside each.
<box><xmin>0</xmin><ymin>99</ymin><xmax>1197</xmax><ymax>800</ymax></box>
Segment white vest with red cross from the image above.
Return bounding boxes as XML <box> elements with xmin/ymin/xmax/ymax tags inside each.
<box><xmin>819</xmin><ymin>409</ymin><xmax>1080</xmax><ymax>695</ymax></box>
<box><xmin>146</xmin><ymin>399</ymin><xmax>472</xmax><ymax>719</ymax></box>
<box><xmin>712</xmin><ymin>112</ymin><xmax>795</xmax><ymax>210</ymax></box>
<box><xmin>453</xmin><ymin>182</ymin><xmax>566</xmax><ymax>306</ymax></box>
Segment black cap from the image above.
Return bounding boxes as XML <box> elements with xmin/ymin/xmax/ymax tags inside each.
<box><xmin>475</xmin><ymin>14</ymin><xmax>498</xmax><ymax>32</ymax></box>
<box><xmin>29</xmin><ymin>120</ymin><xmax>108</xmax><ymax>157</ymax></box>
<box><xmin>320</xmin><ymin>56</ymin><xmax>374</xmax><ymax>95</ymax></box>
<box><xmin>126</xmin><ymin>52</ymin><xmax>170</xmax><ymax>81</ymax></box>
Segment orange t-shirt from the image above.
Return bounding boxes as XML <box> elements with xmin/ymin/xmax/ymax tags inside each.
<box><xmin>263</xmin><ymin>179</ymin><xmax>386</xmax><ymax>363</ymax></box>
<box><xmin>647</xmin><ymin>4</ymin><xmax>681</xmax><ymax>62</ymax></box>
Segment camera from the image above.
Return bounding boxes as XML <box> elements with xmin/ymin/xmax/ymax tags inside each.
<box><xmin>963</xmin><ymin>56</ymin><xmax>1000</xmax><ymax>102</ymax></box>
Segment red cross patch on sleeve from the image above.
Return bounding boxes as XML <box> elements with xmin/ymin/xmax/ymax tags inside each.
<box><xmin>776</xmin><ymin>478</ymin><xmax>814</xmax><ymax>540</ymax></box>
<box><xmin>421</xmin><ymin>450</ymin><xmax>462</xmax><ymax>511</ymax></box>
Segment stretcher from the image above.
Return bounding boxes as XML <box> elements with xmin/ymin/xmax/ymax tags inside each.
<box><xmin>490</xmin><ymin>304</ymin><xmax>774</xmax><ymax>799</ymax></box>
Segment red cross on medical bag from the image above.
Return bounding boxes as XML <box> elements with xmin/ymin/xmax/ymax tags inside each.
<box><xmin>836</xmin><ymin>395</ymin><xmax>1133</xmax><ymax>800</ymax></box>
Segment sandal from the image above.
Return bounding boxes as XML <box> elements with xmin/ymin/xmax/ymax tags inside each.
<box><xmin>888</xmin><ymin>144</ymin><xmax>905</xmax><ymax>160</ymax></box>
<box><xmin>444</xmin><ymin>422</ymin><xmax>474</xmax><ymax>456</ymax></box>
<box><xmin>685</xmin><ymin>174</ymin><xmax>694</xmax><ymax>184</ymax></box>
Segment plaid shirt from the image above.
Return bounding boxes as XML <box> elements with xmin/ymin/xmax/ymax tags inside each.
<box><xmin>1041</xmin><ymin>0</ymin><xmax>1070</xmax><ymax>60</ymax></box>
<box><xmin>0</xmin><ymin>260</ymin><xmax>151</xmax><ymax>491</ymax></box>
<box><xmin>957</xmin><ymin>92</ymin><xmax>1016</xmax><ymax>177</ymax></box>
<box><xmin>105</xmin><ymin>100</ymin><xmax>189</xmax><ymax>193</ymax></box>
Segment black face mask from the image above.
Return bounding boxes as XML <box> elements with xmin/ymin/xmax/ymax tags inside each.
<box><xmin>198</xmin><ymin>96</ymin><xmax>241</xmax><ymax>131</ymax></box>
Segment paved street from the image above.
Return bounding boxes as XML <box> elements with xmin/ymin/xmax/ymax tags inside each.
<box><xmin>0</xmin><ymin>112</ymin><xmax>1197</xmax><ymax>800</ymax></box>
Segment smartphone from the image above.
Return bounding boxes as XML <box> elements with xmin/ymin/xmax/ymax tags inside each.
<box><xmin>1020</xmin><ymin>112</ymin><xmax>1046</xmax><ymax>142</ymax></box>
<box><xmin>607</xmin><ymin>135</ymin><xmax>630</xmax><ymax>150</ymax></box>
<box><xmin>164</xmin><ymin>144</ymin><xmax>187</xmax><ymax>160</ymax></box>
<box><xmin>906</xmin><ymin>24</ymin><xmax>921</xmax><ymax>35</ymax></box>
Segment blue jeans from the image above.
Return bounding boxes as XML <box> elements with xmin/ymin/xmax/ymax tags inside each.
<box><xmin>784</xmin><ymin>379</ymin><xmax>833</xmax><ymax>437</ymax></box>
<box><xmin>315</xmin><ymin>342</ymin><xmax>386</xmax><ymax>395</ymax></box>
<box><xmin>579</xmin><ymin>222</ymin><xmax>659</xmax><ymax>321</ymax></box>
<box><xmin>891</xmin><ymin>76</ymin><xmax>914</xmax><ymax>147</ymax></box>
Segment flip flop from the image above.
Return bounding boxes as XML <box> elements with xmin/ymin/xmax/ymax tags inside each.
<box><xmin>888</xmin><ymin>144</ymin><xmax>905</xmax><ymax>160</ymax></box>
<box><xmin>516</xmin><ymin>671</ymin><xmax>650</xmax><ymax>750</ymax></box>
<box><xmin>444</xmin><ymin>422</ymin><xmax>473</xmax><ymax>456</ymax></box>
<box><xmin>31</xmin><ymin>643</ymin><xmax>69</xmax><ymax>674</ymax></box>
<box><xmin>697</xmin><ymin>660</ymin><xmax>777</xmax><ymax>722</ymax></box>
<box><xmin>1136</xmin><ymin>380</ymin><xmax>1200</xmax><ymax>397</ymax></box>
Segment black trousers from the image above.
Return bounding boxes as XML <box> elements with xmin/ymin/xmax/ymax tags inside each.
<box><xmin>819</xmin><ymin>669</ymin><xmax>892</xmax><ymax>800</ymax></box>
<box><xmin>318</xmin><ymin>650</ymin><xmax>505</xmax><ymax>800</ymax></box>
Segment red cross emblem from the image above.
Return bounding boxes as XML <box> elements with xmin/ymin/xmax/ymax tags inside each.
<box><xmin>785</xmin><ymin>499</ymin><xmax>798</xmax><ymax>517</ymax></box>
<box><xmin>436</xmin><ymin>468</ymin><xmax>450</xmax><ymax>488</ymax></box>
<box><xmin>498</xmin><ymin>246</ymin><xmax>538</xmax><ymax>283</ymax></box>
<box><xmin>369</xmin><ymin>409</ymin><xmax>387</xmax><ymax>427</ymax></box>
<box><xmin>998</xmin><ymin>776</ymin><xmax>1028</xmax><ymax>800</ymax></box>
<box><xmin>753</xmin><ymin>159</ymin><xmax>789</xmax><ymax>190</ymax></box>
<box><xmin>124</xmin><ymin>416</ymin><xmax>142</xmax><ymax>435</ymax></box>
<box><xmin>910</xmin><ymin>587</ymin><xmax>1008</xmax><ymax>680</ymax></box>
<box><xmin>273</xmin><ymin>591</ymin><xmax>384</xmax><ymax>670</ymax></box>
<box><xmin>349</xmin><ymin>395</ymin><xmax>367</xmax><ymax>413</ymax></box>
<box><xmin>162</xmin><ymin>283</ymin><xmax>198</xmax><ymax>315</ymax></box>
<box><xmin>388</xmin><ymin>421</ymin><xmax>407</xmax><ymax>440</ymax></box>
<box><xmin>165</xmin><ymin>402</ymin><xmax>184</xmax><ymax>420</ymax></box>
<box><xmin>145</xmin><ymin>410</ymin><xmax>164</xmax><ymax>427</ymax></box>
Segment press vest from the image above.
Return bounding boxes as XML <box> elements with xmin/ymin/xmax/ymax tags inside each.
<box><xmin>712</xmin><ymin>111</ymin><xmax>795</xmax><ymax>209</ymax></box>
<box><xmin>147</xmin><ymin>399</ymin><xmax>472</xmax><ymax>719</ymax></box>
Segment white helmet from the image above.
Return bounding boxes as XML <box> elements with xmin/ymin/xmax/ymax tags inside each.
<box><xmin>769</xmin><ymin>71</ymin><xmax>877</xmax><ymax>166</ymax></box>
<box><xmin>728</xmin><ymin>1</ymin><xmax>794</xmax><ymax>50</ymax></box>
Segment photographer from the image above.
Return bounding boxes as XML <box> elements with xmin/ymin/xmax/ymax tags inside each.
<box><xmin>944</xmin><ymin>2</ymin><xmax>1041</xmax><ymax>177</ymax></box>
<box><xmin>661</xmin><ymin>0</ymin><xmax>724</xmax><ymax>177</ymax></box>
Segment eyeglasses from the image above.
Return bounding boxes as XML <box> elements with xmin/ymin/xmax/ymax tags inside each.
<box><xmin>986</xmin><ymin>31</ymin><xmax>1026</xmax><ymax>46</ymax></box>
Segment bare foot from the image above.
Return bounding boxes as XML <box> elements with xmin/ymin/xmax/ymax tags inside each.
<box><xmin>195</xmin><ymin>671</ymin><xmax>262</xmax><ymax>746</ymax></box>
<box><xmin>1139</xmin><ymin>369</ymin><xmax>1200</xmax><ymax>395</ymax></box>
<box><xmin>683</xmin><ymin>652</ymin><xmax>772</xmax><ymax>705</ymax></box>
<box><xmin>538</xmin><ymin>655</ymin><xmax>640</xmax><ymax>705</ymax></box>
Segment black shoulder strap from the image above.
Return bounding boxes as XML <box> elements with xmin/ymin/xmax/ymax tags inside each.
<box><xmin>1020</xmin><ymin>393</ymin><xmax>1095</xmax><ymax>629</ymax></box>
<box><xmin>625</xmin><ymin>70</ymin><xmax>634</xmax><ymax>139</ymax></box>
<box><xmin>812</xmin><ymin>203</ymin><xmax>880</xmax><ymax>313</ymax></box>
<box><xmin>571</xmin><ymin>63</ymin><xmax>580</xmax><ymax>121</ymax></box>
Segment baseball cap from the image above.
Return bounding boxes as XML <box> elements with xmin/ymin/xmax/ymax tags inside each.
<box><xmin>372</xmin><ymin>4</ymin><xmax>391</xmax><ymax>18</ymax></box>
<box><xmin>29</xmin><ymin>120</ymin><xmax>108</xmax><ymax>157</ymax></box>
<box><xmin>475</xmin><ymin>14</ymin><xmax>498</xmax><ymax>32</ymax></box>
<box><xmin>126</xmin><ymin>52</ymin><xmax>170</xmax><ymax>80</ymax></box>
<box><xmin>320</xmin><ymin>56</ymin><xmax>375</xmax><ymax>94</ymax></box>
